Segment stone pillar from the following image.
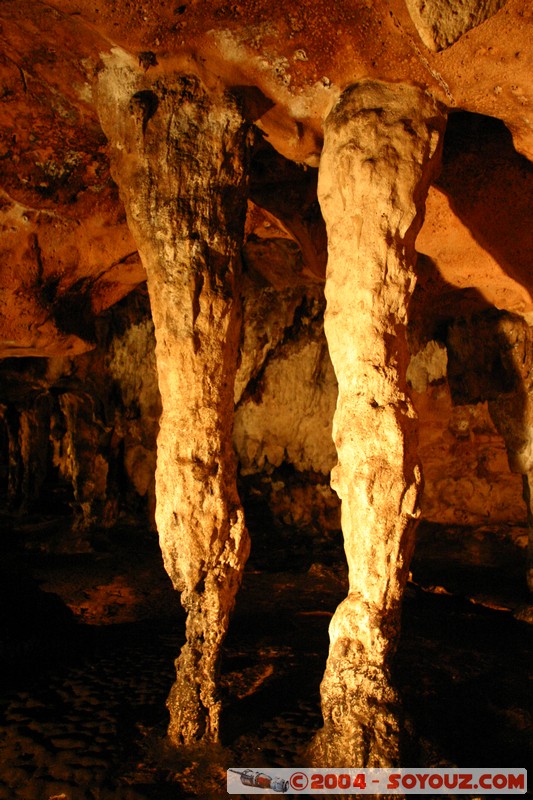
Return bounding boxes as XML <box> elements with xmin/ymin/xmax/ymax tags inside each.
<box><xmin>313</xmin><ymin>81</ymin><xmax>445</xmax><ymax>765</ymax></box>
<box><xmin>98</xmin><ymin>69</ymin><xmax>251</xmax><ymax>744</ymax></box>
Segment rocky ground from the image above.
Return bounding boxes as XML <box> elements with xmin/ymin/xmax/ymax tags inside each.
<box><xmin>0</xmin><ymin>514</ymin><xmax>531</xmax><ymax>800</ymax></box>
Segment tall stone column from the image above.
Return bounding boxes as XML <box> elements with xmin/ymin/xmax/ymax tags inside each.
<box><xmin>98</xmin><ymin>67</ymin><xmax>251</xmax><ymax>744</ymax></box>
<box><xmin>313</xmin><ymin>81</ymin><xmax>445</xmax><ymax>765</ymax></box>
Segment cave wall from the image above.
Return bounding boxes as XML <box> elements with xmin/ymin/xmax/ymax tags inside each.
<box><xmin>0</xmin><ymin>287</ymin><xmax>160</xmax><ymax>544</ymax></box>
<box><xmin>408</xmin><ymin>335</ymin><xmax>526</xmax><ymax>525</ymax></box>
<box><xmin>415</xmin><ymin>383</ymin><xmax>524</xmax><ymax>524</ymax></box>
<box><xmin>1</xmin><ymin>277</ymin><xmax>529</xmax><ymax>543</ymax></box>
<box><xmin>1</xmin><ymin>0</ymin><xmax>532</xmax><ymax>547</ymax></box>
<box><xmin>0</xmin><ymin>0</ymin><xmax>532</xmax><ymax>772</ymax></box>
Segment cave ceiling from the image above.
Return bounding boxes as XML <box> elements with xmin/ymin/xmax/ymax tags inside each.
<box><xmin>1</xmin><ymin>0</ymin><xmax>533</xmax><ymax>357</ymax></box>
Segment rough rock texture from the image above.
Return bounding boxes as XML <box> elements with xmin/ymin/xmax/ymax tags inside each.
<box><xmin>0</xmin><ymin>1</ymin><xmax>145</xmax><ymax>357</ymax></box>
<box><xmin>310</xmin><ymin>81</ymin><xmax>446</xmax><ymax>766</ymax></box>
<box><xmin>446</xmin><ymin>311</ymin><xmax>533</xmax><ymax>589</ymax></box>
<box><xmin>1</xmin><ymin>0</ymin><xmax>533</xmax><ymax>769</ymax></box>
<box><xmin>0</xmin><ymin>193</ymin><xmax>144</xmax><ymax>358</ymax></box>
<box><xmin>3</xmin><ymin>295</ymin><xmax>529</xmax><ymax>542</ymax></box>
<box><xmin>406</xmin><ymin>338</ymin><xmax>447</xmax><ymax>394</ymax></box>
<box><xmin>235</xmin><ymin>332</ymin><xmax>334</xmax><ymax>473</ymax></box>
<box><xmin>5</xmin><ymin>395</ymin><xmax>52</xmax><ymax>512</ymax></box>
<box><xmin>0</xmin><ymin>360</ymin><xmax>114</xmax><ymax>533</ymax></box>
<box><xmin>234</xmin><ymin>293</ymin><xmax>336</xmax><ymax>476</ymax></box>
<box><xmin>0</xmin><ymin>275</ymin><xmax>341</xmax><ymax>540</ymax></box>
<box><xmin>404</xmin><ymin>0</ymin><xmax>508</xmax><ymax>52</ymax></box>
<box><xmin>97</xmin><ymin>64</ymin><xmax>252</xmax><ymax>745</ymax></box>
<box><xmin>2</xmin><ymin>0</ymin><xmax>533</xmax><ymax>359</ymax></box>
<box><xmin>406</xmin><ymin>338</ymin><xmax>523</xmax><ymax>527</ymax></box>
<box><xmin>234</xmin><ymin>281</ymin><xmax>313</xmax><ymax>406</ymax></box>
<box><xmin>0</xmin><ymin>288</ymin><xmax>161</xmax><ymax>537</ymax></box>
<box><xmin>413</xmin><ymin>382</ymin><xmax>524</xmax><ymax>524</ymax></box>
<box><xmin>234</xmin><ymin>283</ymin><xmax>340</xmax><ymax>541</ymax></box>
<box><xmin>106</xmin><ymin>305</ymin><xmax>160</xmax><ymax>515</ymax></box>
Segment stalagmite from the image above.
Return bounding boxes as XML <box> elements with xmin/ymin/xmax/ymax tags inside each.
<box><xmin>97</xmin><ymin>65</ymin><xmax>251</xmax><ymax>744</ymax></box>
<box><xmin>312</xmin><ymin>81</ymin><xmax>446</xmax><ymax>765</ymax></box>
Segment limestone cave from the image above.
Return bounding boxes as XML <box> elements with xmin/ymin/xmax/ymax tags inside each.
<box><xmin>0</xmin><ymin>0</ymin><xmax>532</xmax><ymax>798</ymax></box>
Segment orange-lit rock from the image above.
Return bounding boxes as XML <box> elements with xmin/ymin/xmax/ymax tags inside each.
<box><xmin>2</xmin><ymin>1</ymin><xmax>533</xmax><ymax>360</ymax></box>
<box><xmin>1</xmin><ymin>0</ymin><xmax>533</xmax><ymax>771</ymax></box>
<box><xmin>311</xmin><ymin>80</ymin><xmax>446</xmax><ymax>766</ymax></box>
<box><xmin>414</xmin><ymin>381</ymin><xmax>524</xmax><ymax>525</ymax></box>
<box><xmin>97</xmin><ymin>64</ymin><xmax>251</xmax><ymax>744</ymax></box>
<box><xmin>404</xmin><ymin>0</ymin><xmax>508</xmax><ymax>52</ymax></box>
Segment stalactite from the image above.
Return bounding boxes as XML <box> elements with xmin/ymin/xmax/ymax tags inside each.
<box><xmin>97</xmin><ymin>66</ymin><xmax>251</xmax><ymax>744</ymax></box>
<box><xmin>312</xmin><ymin>80</ymin><xmax>446</xmax><ymax>765</ymax></box>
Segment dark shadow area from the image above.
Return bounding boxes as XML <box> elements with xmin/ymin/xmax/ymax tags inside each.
<box><xmin>0</xmin><ymin>514</ymin><xmax>184</xmax><ymax>800</ymax></box>
<box><xmin>411</xmin><ymin>521</ymin><xmax>528</xmax><ymax>606</ymax></box>
<box><xmin>0</xmin><ymin>285</ymin><xmax>159</xmax><ymax>529</ymax></box>
<box><xmin>398</xmin><ymin>585</ymin><xmax>533</xmax><ymax>769</ymax></box>
<box><xmin>445</xmin><ymin>308</ymin><xmax>532</xmax><ymax>404</ymax></box>
<box><xmin>0</xmin><ymin>511</ymin><xmax>530</xmax><ymax>798</ymax></box>
<box><xmin>409</xmin><ymin>254</ymin><xmax>494</xmax><ymax>345</ymax></box>
<box><xmin>436</xmin><ymin>110</ymin><xmax>533</xmax><ymax>297</ymax></box>
<box><xmin>248</xmin><ymin>135</ymin><xmax>328</xmax><ymax>282</ymax></box>
<box><xmin>0</xmin><ymin>555</ymin><xmax>79</xmax><ymax>686</ymax></box>
<box><xmin>443</xmin><ymin>306</ymin><xmax>533</xmax><ymax>596</ymax></box>
<box><xmin>219</xmin><ymin>566</ymin><xmax>344</xmax><ymax>752</ymax></box>
<box><xmin>238</xmin><ymin>464</ymin><xmax>342</xmax><ymax>574</ymax></box>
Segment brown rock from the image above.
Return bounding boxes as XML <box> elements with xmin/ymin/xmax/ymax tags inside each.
<box><xmin>446</xmin><ymin>310</ymin><xmax>533</xmax><ymax>590</ymax></box>
<box><xmin>310</xmin><ymin>80</ymin><xmax>446</xmax><ymax>766</ymax></box>
<box><xmin>97</xmin><ymin>64</ymin><xmax>251</xmax><ymax>744</ymax></box>
<box><xmin>1</xmin><ymin>0</ymin><xmax>533</xmax><ymax>769</ymax></box>
<box><xmin>404</xmin><ymin>0</ymin><xmax>508</xmax><ymax>52</ymax></box>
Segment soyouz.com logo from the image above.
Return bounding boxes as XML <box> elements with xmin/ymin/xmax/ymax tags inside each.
<box><xmin>227</xmin><ymin>767</ymin><xmax>527</xmax><ymax>794</ymax></box>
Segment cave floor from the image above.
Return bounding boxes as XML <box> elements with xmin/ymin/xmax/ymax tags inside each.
<box><xmin>0</xmin><ymin>516</ymin><xmax>531</xmax><ymax>800</ymax></box>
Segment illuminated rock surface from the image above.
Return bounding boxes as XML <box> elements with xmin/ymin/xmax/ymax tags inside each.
<box><xmin>309</xmin><ymin>81</ymin><xmax>445</xmax><ymax>765</ymax></box>
<box><xmin>0</xmin><ymin>0</ymin><xmax>533</xmax><ymax>778</ymax></box>
<box><xmin>97</xmin><ymin>67</ymin><xmax>252</xmax><ymax>745</ymax></box>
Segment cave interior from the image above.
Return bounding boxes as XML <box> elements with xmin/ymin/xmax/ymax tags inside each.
<box><xmin>0</xmin><ymin>0</ymin><xmax>532</xmax><ymax>798</ymax></box>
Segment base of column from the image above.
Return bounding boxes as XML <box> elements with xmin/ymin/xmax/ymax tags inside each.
<box><xmin>167</xmin><ymin>644</ymin><xmax>221</xmax><ymax>746</ymax></box>
<box><xmin>309</xmin><ymin>668</ymin><xmax>401</xmax><ymax>767</ymax></box>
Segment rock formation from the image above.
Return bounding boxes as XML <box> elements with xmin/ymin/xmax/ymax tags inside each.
<box><xmin>0</xmin><ymin>289</ymin><xmax>160</xmax><ymax>535</ymax></box>
<box><xmin>446</xmin><ymin>311</ymin><xmax>533</xmax><ymax>591</ymax></box>
<box><xmin>404</xmin><ymin>0</ymin><xmax>508</xmax><ymax>52</ymax></box>
<box><xmin>310</xmin><ymin>81</ymin><xmax>446</xmax><ymax>765</ymax></box>
<box><xmin>97</xmin><ymin>63</ymin><xmax>252</xmax><ymax>744</ymax></box>
<box><xmin>1</xmin><ymin>0</ymin><xmax>533</xmax><ymax>770</ymax></box>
